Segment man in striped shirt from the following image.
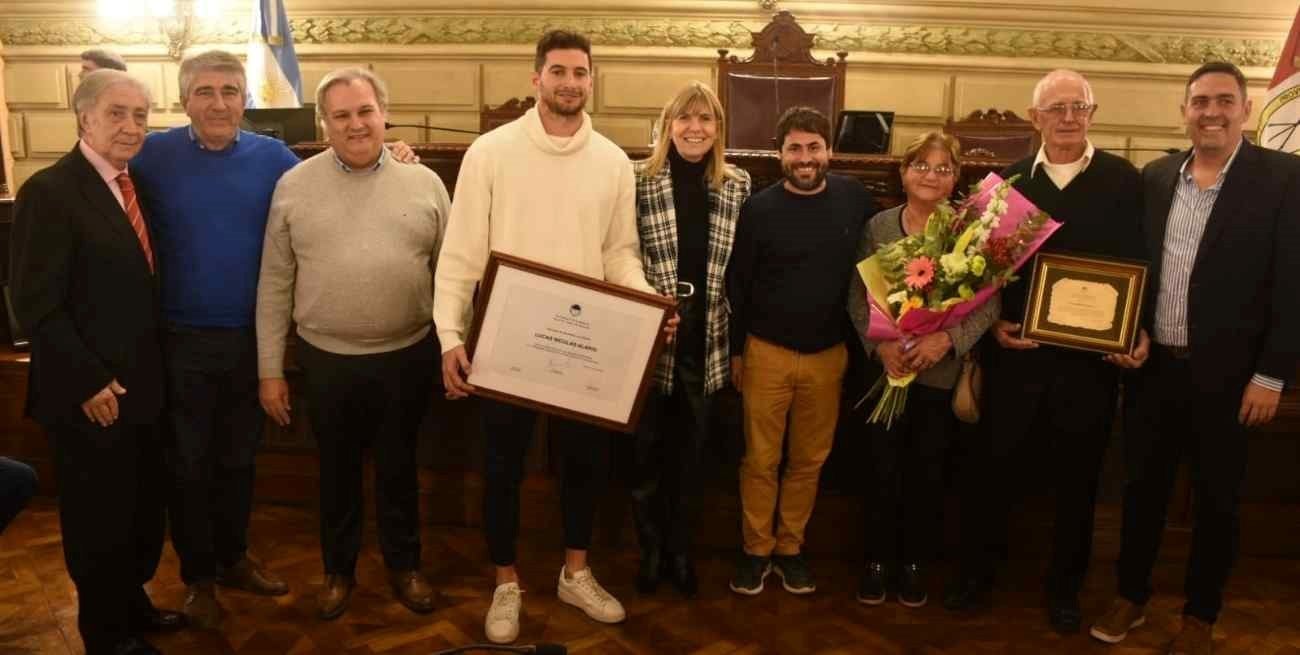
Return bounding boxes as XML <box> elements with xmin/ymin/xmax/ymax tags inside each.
<box><xmin>1091</xmin><ymin>61</ymin><xmax>1300</xmax><ymax>655</ymax></box>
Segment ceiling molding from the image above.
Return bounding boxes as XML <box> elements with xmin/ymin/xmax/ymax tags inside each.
<box><xmin>0</xmin><ymin>12</ymin><xmax>1285</xmax><ymax>67</ymax></box>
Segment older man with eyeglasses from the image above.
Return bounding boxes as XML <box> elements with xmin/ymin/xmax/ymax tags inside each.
<box><xmin>942</xmin><ymin>69</ymin><xmax>1149</xmax><ymax>635</ymax></box>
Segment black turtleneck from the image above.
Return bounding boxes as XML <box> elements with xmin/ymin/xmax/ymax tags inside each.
<box><xmin>669</xmin><ymin>145</ymin><xmax>710</xmax><ymax>359</ymax></box>
<box><xmin>670</xmin><ymin>146</ymin><xmax>709</xmax><ymax>291</ymax></box>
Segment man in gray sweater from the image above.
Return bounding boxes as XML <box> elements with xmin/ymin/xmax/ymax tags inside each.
<box><xmin>255</xmin><ymin>67</ymin><xmax>450</xmax><ymax>621</ymax></box>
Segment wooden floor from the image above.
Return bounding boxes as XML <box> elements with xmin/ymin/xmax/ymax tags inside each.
<box><xmin>2</xmin><ymin>499</ymin><xmax>1299</xmax><ymax>655</ymax></box>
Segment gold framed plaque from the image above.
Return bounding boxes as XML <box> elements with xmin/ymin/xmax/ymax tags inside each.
<box><xmin>465</xmin><ymin>252</ymin><xmax>675</xmax><ymax>433</ymax></box>
<box><xmin>1019</xmin><ymin>251</ymin><xmax>1148</xmax><ymax>355</ymax></box>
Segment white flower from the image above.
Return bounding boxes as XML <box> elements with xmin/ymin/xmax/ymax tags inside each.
<box><xmin>887</xmin><ymin>289</ymin><xmax>909</xmax><ymax>305</ymax></box>
<box><xmin>940</xmin><ymin>252</ymin><xmax>969</xmax><ymax>280</ymax></box>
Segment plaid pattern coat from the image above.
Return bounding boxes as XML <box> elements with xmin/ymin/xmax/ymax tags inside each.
<box><xmin>634</xmin><ymin>158</ymin><xmax>751</xmax><ymax>394</ymax></box>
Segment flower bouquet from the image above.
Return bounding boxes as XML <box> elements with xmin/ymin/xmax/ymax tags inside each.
<box><xmin>857</xmin><ymin>173</ymin><xmax>1061</xmax><ymax>427</ymax></box>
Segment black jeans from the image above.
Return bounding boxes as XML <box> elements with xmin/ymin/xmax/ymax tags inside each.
<box><xmin>960</xmin><ymin>350</ymin><xmax>1117</xmax><ymax>601</ymax></box>
<box><xmin>0</xmin><ymin>456</ymin><xmax>37</xmax><ymax>533</ymax></box>
<box><xmin>297</xmin><ymin>333</ymin><xmax>436</xmax><ymax>575</ymax></box>
<box><xmin>1117</xmin><ymin>346</ymin><xmax>1247</xmax><ymax>623</ymax></box>
<box><xmin>49</xmin><ymin>420</ymin><xmax>166</xmax><ymax>655</ymax></box>
<box><xmin>864</xmin><ymin>383</ymin><xmax>952</xmax><ymax>565</ymax></box>
<box><xmin>631</xmin><ymin>350</ymin><xmax>711</xmax><ymax>556</ymax></box>
<box><xmin>164</xmin><ymin>326</ymin><xmax>263</xmax><ymax>584</ymax></box>
<box><xmin>481</xmin><ymin>398</ymin><xmax>609</xmax><ymax>566</ymax></box>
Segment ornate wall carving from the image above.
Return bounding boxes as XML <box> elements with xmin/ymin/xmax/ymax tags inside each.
<box><xmin>0</xmin><ymin>15</ymin><xmax>1283</xmax><ymax>67</ymax></box>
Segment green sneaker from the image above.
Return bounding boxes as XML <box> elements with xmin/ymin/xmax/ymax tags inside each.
<box><xmin>772</xmin><ymin>553</ymin><xmax>816</xmax><ymax>594</ymax></box>
<box><xmin>729</xmin><ymin>554</ymin><xmax>770</xmax><ymax>596</ymax></box>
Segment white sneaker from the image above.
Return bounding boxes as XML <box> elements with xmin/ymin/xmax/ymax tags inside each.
<box><xmin>484</xmin><ymin>582</ymin><xmax>522</xmax><ymax>644</ymax></box>
<box><xmin>556</xmin><ymin>565</ymin><xmax>626</xmax><ymax>624</ymax></box>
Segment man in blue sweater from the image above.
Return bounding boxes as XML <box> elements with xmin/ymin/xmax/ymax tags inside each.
<box><xmin>129</xmin><ymin>50</ymin><xmax>301</xmax><ymax>628</ymax></box>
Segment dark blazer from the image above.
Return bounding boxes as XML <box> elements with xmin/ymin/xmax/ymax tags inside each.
<box><xmin>8</xmin><ymin>145</ymin><xmax>164</xmax><ymax>425</ymax></box>
<box><xmin>1141</xmin><ymin>140</ymin><xmax>1300</xmax><ymax>392</ymax></box>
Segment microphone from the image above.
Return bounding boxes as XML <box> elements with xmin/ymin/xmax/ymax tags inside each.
<box><xmin>1096</xmin><ymin>146</ymin><xmax>1181</xmax><ymax>154</ymax></box>
<box><xmin>430</xmin><ymin>643</ymin><xmax>567</xmax><ymax>655</ymax></box>
<box><xmin>384</xmin><ymin>122</ymin><xmax>482</xmax><ymax>136</ymax></box>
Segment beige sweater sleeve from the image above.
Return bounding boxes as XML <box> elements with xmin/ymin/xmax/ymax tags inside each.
<box><xmin>602</xmin><ymin>156</ymin><xmax>655</xmax><ymax>293</ymax></box>
<box><xmin>255</xmin><ymin>179</ymin><xmax>299</xmax><ymax>378</ymax></box>
<box><xmin>433</xmin><ymin>143</ymin><xmax>491</xmax><ymax>353</ymax></box>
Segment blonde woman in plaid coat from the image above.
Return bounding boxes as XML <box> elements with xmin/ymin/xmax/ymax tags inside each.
<box><xmin>631</xmin><ymin>81</ymin><xmax>750</xmax><ymax>598</ymax></box>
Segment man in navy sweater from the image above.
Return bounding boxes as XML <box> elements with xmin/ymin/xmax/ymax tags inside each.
<box><xmin>726</xmin><ymin>107</ymin><xmax>875</xmax><ymax>596</ymax></box>
<box><xmin>129</xmin><ymin>50</ymin><xmax>301</xmax><ymax>627</ymax></box>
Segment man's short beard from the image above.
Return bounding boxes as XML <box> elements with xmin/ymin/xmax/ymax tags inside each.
<box><xmin>542</xmin><ymin>89</ymin><xmax>586</xmax><ymax>117</ymax></box>
<box><xmin>782</xmin><ymin>162</ymin><xmax>828</xmax><ymax>191</ymax></box>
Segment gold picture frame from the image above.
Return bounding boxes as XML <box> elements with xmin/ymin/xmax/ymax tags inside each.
<box><xmin>1020</xmin><ymin>251</ymin><xmax>1148</xmax><ymax>355</ymax></box>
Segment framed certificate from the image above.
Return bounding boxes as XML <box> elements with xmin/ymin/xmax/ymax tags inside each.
<box><xmin>1020</xmin><ymin>251</ymin><xmax>1148</xmax><ymax>355</ymax></box>
<box><xmin>465</xmin><ymin>252</ymin><xmax>675</xmax><ymax>433</ymax></box>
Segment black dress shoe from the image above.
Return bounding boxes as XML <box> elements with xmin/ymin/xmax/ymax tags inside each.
<box><xmin>1048</xmin><ymin>596</ymin><xmax>1082</xmax><ymax>634</ymax></box>
<box><xmin>130</xmin><ymin>607</ymin><xmax>187</xmax><ymax>633</ymax></box>
<box><xmin>636</xmin><ymin>545</ymin><xmax>662</xmax><ymax>594</ymax></box>
<box><xmin>662</xmin><ymin>553</ymin><xmax>698</xmax><ymax>598</ymax></box>
<box><xmin>112</xmin><ymin>636</ymin><xmax>161</xmax><ymax>655</ymax></box>
<box><xmin>942</xmin><ymin>576</ymin><xmax>991</xmax><ymax>611</ymax></box>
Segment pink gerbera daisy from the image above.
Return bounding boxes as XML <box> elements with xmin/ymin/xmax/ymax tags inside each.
<box><xmin>904</xmin><ymin>256</ymin><xmax>935</xmax><ymax>290</ymax></box>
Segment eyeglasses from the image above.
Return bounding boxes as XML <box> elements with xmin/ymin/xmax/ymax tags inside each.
<box><xmin>907</xmin><ymin>161</ymin><xmax>955</xmax><ymax>177</ymax></box>
<box><xmin>1036</xmin><ymin>101</ymin><xmax>1096</xmax><ymax>117</ymax></box>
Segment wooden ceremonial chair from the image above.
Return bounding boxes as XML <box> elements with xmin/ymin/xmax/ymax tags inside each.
<box><xmin>945</xmin><ymin>108</ymin><xmax>1040</xmax><ymax>160</ymax></box>
<box><xmin>480</xmin><ymin>96</ymin><xmax>537</xmax><ymax>134</ymax></box>
<box><xmin>716</xmin><ymin>11</ymin><xmax>848</xmax><ymax>150</ymax></box>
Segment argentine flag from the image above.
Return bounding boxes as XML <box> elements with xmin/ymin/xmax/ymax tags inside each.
<box><xmin>246</xmin><ymin>0</ymin><xmax>302</xmax><ymax>108</ymax></box>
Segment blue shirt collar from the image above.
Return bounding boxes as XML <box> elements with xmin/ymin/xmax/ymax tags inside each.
<box><xmin>187</xmin><ymin>125</ymin><xmax>241</xmax><ymax>152</ymax></box>
<box><xmin>332</xmin><ymin>145</ymin><xmax>386</xmax><ymax>173</ymax></box>
<box><xmin>1178</xmin><ymin>138</ymin><xmax>1244</xmax><ymax>189</ymax></box>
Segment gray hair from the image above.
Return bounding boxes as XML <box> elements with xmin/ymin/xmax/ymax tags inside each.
<box><xmin>178</xmin><ymin>49</ymin><xmax>246</xmax><ymax>101</ymax></box>
<box><xmin>315</xmin><ymin>67</ymin><xmax>389</xmax><ymax>121</ymax></box>
<box><xmin>80</xmin><ymin>48</ymin><xmax>127</xmax><ymax>72</ymax></box>
<box><xmin>72</xmin><ymin>69</ymin><xmax>152</xmax><ymax>131</ymax></box>
<box><xmin>1031</xmin><ymin>69</ymin><xmax>1095</xmax><ymax>108</ymax></box>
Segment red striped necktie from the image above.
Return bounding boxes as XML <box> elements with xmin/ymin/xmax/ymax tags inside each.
<box><xmin>115</xmin><ymin>172</ymin><xmax>155</xmax><ymax>273</ymax></box>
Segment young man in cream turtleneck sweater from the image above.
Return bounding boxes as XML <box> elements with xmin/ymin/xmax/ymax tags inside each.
<box><xmin>434</xmin><ymin>30</ymin><xmax>662</xmax><ymax>644</ymax></box>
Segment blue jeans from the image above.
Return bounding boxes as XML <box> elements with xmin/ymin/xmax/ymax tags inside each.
<box><xmin>0</xmin><ymin>456</ymin><xmax>37</xmax><ymax>533</ymax></box>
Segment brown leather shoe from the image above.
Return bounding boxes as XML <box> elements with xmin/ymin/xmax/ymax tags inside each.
<box><xmin>1089</xmin><ymin>597</ymin><xmax>1146</xmax><ymax>644</ymax></box>
<box><xmin>217</xmin><ymin>557</ymin><xmax>289</xmax><ymax>596</ymax></box>
<box><xmin>182</xmin><ymin>581</ymin><xmax>225</xmax><ymax>630</ymax></box>
<box><xmin>390</xmin><ymin>569</ymin><xmax>435</xmax><ymax>614</ymax></box>
<box><xmin>1169</xmin><ymin>615</ymin><xmax>1213</xmax><ymax>655</ymax></box>
<box><xmin>317</xmin><ymin>574</ymin><xmax>355</xmax><ymax>621</ymax></box>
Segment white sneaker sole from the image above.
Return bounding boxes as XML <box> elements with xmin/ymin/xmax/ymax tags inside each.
<box><xmin>556</xmin><ymin>586</ymin><xmax>625</xmax><ymax>624</ymax></box>
<box><xmin>855</xmin><ymin>593</ymin><xmax>886</xmax><ymax>606</ymax></box>
<box><xmin>1089</xmin><ymin>615</ymin><xmax>1146</xmax><ymax>644</ymax></box>
<box><xmin>729</xmin><ymin>562</ymin><xmax>771</xmax><ymax>596</ymax></box>
<box><xmin>774</xmin><ymin>565</ymin><xmax>816</xmax><ymax>595</ymax></box>
<box><xmin>485</xmin><ymin>622</ymin><xmax>519</xmax><ymax>645</ymax></box>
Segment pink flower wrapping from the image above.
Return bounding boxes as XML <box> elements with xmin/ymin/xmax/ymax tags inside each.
<box><xmin>864</xmin><ymin>173</ymin><xmax>1062</xmax><ymax>344</ymax></box>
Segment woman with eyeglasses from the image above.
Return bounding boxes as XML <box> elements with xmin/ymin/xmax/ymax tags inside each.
<box><xmin>629</xmin><ymin>81</ymin><xmax>751</xmax><ymax>598</ymax></box>
<box><xmin>848</xmin><ymin>131</ymin><xmax>999</xmax><ymax>608</ymax></box>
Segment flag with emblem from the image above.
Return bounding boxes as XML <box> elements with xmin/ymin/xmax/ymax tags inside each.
<box><xmin>246</xmin><ymin>0</ymin><xmax>302</xmax><ymax>108</ymax></box>
<box><xmin>1259</xmin><ymin>6</ymin><xmax>1300</xmax><ymax>154</ymax></box>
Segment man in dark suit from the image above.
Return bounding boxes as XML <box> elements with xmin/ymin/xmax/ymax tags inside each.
<box><xmin>9</xmin><ymin>69</ymin><xmax>184</xmax><ymax>655</ymax></box>
<box><xmin>1090</xmin><ymin>62</ymin><xmax>1300</xmax><ymax>655</ymax></box>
